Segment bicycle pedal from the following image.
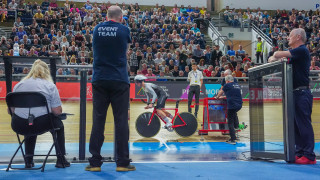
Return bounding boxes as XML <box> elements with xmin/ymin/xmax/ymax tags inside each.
<box><xmin>163</xmin><ymin>126</ymin><xmax>174</xmax><ymax>132</ymax></box>
<box><xmin>167</xmin><ymin>127</ymin><xmax>174</xmax><ymax>132</ymax></box>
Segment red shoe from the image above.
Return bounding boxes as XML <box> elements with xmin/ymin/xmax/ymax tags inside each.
<box><xmin>295</xmin><ymin>156</ymin><xmax>301</xmax><ymax>161</ymax></box>
<box><xmin>295</xmin><ymin>156</ymin><xmax>317</xmax><ymax>164</ymax></box>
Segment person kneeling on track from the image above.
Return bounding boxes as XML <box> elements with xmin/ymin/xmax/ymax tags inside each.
<box><xmin>134</xmin><ymin>75</ymin><xmax>174</xmax><ymax>131</ymax></box>
<box><xmin>216</xmin><ymin>75</ymin><xmax>243</xmax><ymax>145</ymax></box>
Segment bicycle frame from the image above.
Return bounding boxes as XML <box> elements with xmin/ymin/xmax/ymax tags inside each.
<box><xmin>147</xmin><ymin>107</ymin><xmax>187</xmax><ymax>128</ymax></box>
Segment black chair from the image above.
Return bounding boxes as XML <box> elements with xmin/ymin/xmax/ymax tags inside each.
<box><xmin>6</xmin><ymin>92</ymin><xmax>65</xmax><ymax>172</ymax></box>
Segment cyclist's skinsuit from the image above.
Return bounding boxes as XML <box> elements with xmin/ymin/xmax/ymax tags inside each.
<box><xmin>144</xmin><ymin>83</ymin><xmax>168</xmax><ymax>109</ymax></box>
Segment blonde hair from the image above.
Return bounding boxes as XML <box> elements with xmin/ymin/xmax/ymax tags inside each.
<box><xmin>22</xmin><ymin>59</ymin><xmax>53</xmax><ymax>82</ymax></box>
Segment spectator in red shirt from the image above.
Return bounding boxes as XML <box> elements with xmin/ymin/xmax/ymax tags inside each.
<box><xmin>281</xmin><ymin>10</ymin><xmax>288</xmax><ymax>19</ymax></box>
<box><xmin>75</xmin><ymin>32</ymin><xmax>84</xmax><ymax>46</ymax></box>
<box><xmin>203</xmin><ymin>65</ymin><xmax>213</xmax><ymax>77</ymax></box>
<box><xmin>145</xmin><ymin>68</ymin><xmax>156</xmax><ymax>81</ymax></box>
<box><xmin>49</xmin><ymin>0</ymin><xmax>58</xmax><ymax>10</ymax></box>
<box><xmin>242</xmin><ymin>53</ymin><xmax>251</xmax><ymax>63</ymax></box>
<box><xmin>141</xmin><ymin>63</ymin><xmax>148</xmax><ymax>75</ymax></box>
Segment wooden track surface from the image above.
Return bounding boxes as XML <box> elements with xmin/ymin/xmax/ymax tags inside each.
<box><xmin>0</xmin><ymin>101</ymin><xmax>319</xmax><ymax>144</ymax></box>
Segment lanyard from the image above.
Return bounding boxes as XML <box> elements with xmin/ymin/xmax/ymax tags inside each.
<box><xmin>193</xmin><ymin>71</ymin><xmax>198</xmax><ymax>79</ymax></box>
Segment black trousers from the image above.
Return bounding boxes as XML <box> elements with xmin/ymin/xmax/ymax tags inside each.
<box><xmin>256</xmin><ymin>51</ymin><xmax>263</xmax><ymax>64</ymax></box>
<box><xmin>89</xmin><ymin>80</ymin><xmax>130</xmax><ymax>167</ymax></box>
<box><xmin>227</xmin><ymin>108</ymin><xmax>240</xmax><ymax>141</ymax></box>
<box><xmin>11</xmin><ymin>114</ymin><xmax>65</xmax><ymax>162</ymax></box>
<box><xmin>293</xmin><ymin>89</ymin><xmax>315</xmax><ymax>160</ymax></box>
<box><xmin>188</xmin><ymin>85</ymin><xmax>200</xmax><ymax>116</ymax></box>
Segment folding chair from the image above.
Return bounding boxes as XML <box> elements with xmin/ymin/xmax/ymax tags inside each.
<box><xmin>6</xmin><ymin>92</ymin><xmax>65</xmax><ymax>172</ymax></box>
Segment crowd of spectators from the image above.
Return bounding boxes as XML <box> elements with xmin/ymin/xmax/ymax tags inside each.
<box><xmin>223</xmin><ymin>6</ymin><xmax>320</xmax><ymax>73</ymax></box>
<box><xmin>0</xmin><ymin>1</ymin><xmax>254</xmax><ymax>82</ymax></box>
<box><xmin>1</xmin><ymin>2</ymin><xmax>320</xmax><ymax>82</ymax></box>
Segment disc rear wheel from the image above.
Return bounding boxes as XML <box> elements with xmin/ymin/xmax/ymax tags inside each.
<box><xmin>173</xmin><ymin>112</ymin><xmax>198</xmax><ymax>137</ymax></box>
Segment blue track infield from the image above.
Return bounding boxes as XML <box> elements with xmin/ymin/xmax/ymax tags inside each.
<box><xmin>0</xmin><ymin>142</ymin><xmax>319</xmax><ymax>162</ymax></box>
<box><xmin>1</xmin><ymin>161</ymin><xmax>320</xmax><ymax>180</ymax></box>
<box><xmin>0</xmin><ymin>142</ymin><xmax>319</xmax><ymax>179</ymax></box>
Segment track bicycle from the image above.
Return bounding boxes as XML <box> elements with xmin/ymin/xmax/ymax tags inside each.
<box><xmin>135</xmin><ymin>99</ymin><xmax>198</xmax><ymax>138</ymax></box>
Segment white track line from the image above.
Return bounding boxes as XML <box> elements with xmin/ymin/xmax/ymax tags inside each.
<box><xmin>158</xmin><ymin>138</ymin><xmax>171</xmax><ymax>150</ymax></box>
<box><xmin>133</xmin><ymin>161</ymin><xmax>230</xmax><ymax>163</ymax></box>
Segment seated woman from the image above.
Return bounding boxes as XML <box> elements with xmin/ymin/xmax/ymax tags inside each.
<box><xmin>197</xmin><ymin>59</ymin><xmax>207</xmax><ymax>71</ymax></box>
<box><xmin>9</xmin><ymin>59</ymin><xmax>70</xmax><ymax>168</ymax></box>
<box><xmin>0</xmin><ymin>4</ymin><xmax>8</xmax><ymax>23</ymax></box>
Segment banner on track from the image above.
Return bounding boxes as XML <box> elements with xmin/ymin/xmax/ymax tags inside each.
<box><xmin>134</xmin><ymin>81</ymin><xmax>249</xmax><ymax>99</ymax></box>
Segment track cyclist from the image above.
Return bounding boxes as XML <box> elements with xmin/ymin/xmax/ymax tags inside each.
<box><xmin>134</xmin><ymin>75</ymin><xmax>174</xmax><ymax>131</ymax></box>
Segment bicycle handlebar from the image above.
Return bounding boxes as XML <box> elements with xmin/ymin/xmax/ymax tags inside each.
<box><xmin>176</xmin><ymin>99</ymin><xmax>181</xmax><ymax>108</ymax></box>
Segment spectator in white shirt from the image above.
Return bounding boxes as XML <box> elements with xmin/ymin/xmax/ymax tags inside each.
<box><xmin>8</xmin><ymin>0</ymin><xmax>18</xmax><ymax>10</ymax></box>
<box><xmin>154</xmin><ymin>52</ymin><xmax>164</xmax><ymax>65</ymax></box>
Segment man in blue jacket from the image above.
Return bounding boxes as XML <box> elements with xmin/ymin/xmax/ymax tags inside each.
<box><xmin>216</xmin><ymin>75</ymin><xmax>243</xmax><ymax>145</ymax></box>
<box><xmin>268</xmin><ymin>28</ymin><xmax>316</xmax><ymax>164</ymax></box>
<box><xmin>86</xmin><ymin>5</ymin><xmax>135</xmax><ymax>172</ymax></box>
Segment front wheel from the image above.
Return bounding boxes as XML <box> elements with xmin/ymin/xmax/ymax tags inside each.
<box><xmin>173</xmin><ymin>112</ymin><xmax>198</xmax><ymax>137</ymax></box>
<box><xmin>135</xmin><ymin>112</ymin><xmax>161</xmax><ymax>138</ymax></box>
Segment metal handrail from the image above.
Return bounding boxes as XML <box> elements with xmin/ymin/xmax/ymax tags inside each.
<box><xmin>0</xmin><ymin>74</ymin><xmax>82</xmax><ymax>78</ymax></box>
<box><xmin>209</xmin><ymin>22</ymin><xmax>226</xmax><ymax>41</ymax></box>
<box><xmin>0</xmin><ymin>63</ymin><xmax>250</xmax><ymax>80</ymax></box>
<box><xmin>3</xmin><ymin>63</ymin><xmax>320</xmax><ymax>80</ymax></box>
<box><xmin>218</xmin><ymin>12</ymin><xmax>222</xmax><ymax>30</ymax></box>
<box><xmin>310</xmin><ymin>70</ymin><xmax>320</xmax><ymax>73</ymax></box>
<box><xmin>208</xmin><ymin>21</ymin><xmax>229</xmax><ymax>54</ymax></box>
<box><xmin>6</xmin><ymin>9</ymin><xmax>17</xmax><ymax>23</ymax></box>
<box><xmin>242</xmin><ymin>40</ymin><xmax>257</xmax><ymax>49</ymax></box>
<box><xmin>240</xmin><ymin>19</ymin><xmax>250</xmax><ymax>31</ymax></box>
<box><xmin>3</xmin><ymin>73</ymin><xmax>320</xmax><ymax>81</ymax></box>
<box><xmin>0</xmin><ymin>73</ymin><xmax>249</xmax><ymax>80</ymax></box>
<box><xmin>0</xmin><ymin>63</ymin><xmax>93</xmax><ymax>69</ymax></box>
<box><xmin>251</xmin><ymin>23</ymin><xmax>273</xmax><ymax>46</ymax></box>
<box><xmin>5</xmin><ymin>62</ymin><xmax>320</xmax><ymax>74</ymax></box>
